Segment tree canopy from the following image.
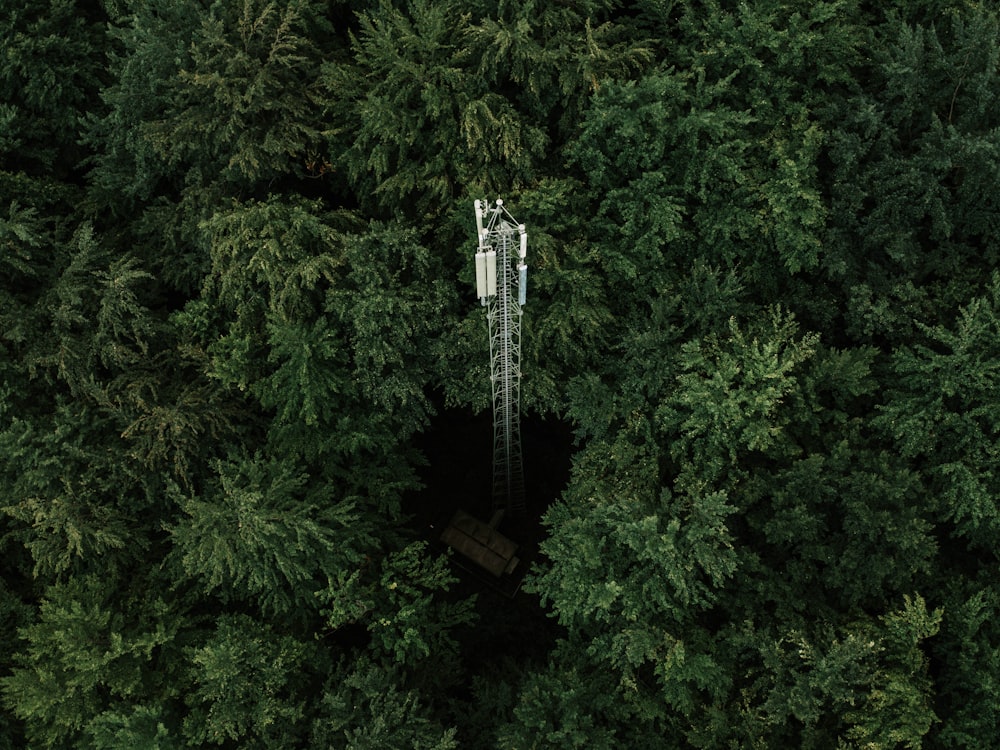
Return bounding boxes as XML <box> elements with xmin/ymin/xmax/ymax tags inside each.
<box><xmin>3</xmin><ymin>0</ymin><xmax>1000</xmax><ymax>747</ymax></box>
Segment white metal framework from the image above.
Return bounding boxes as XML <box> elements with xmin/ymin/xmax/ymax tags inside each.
<box><xmin>474</xmin><ymin>199</ymin><xmax>527</xmax><ymax>515</ymax></box>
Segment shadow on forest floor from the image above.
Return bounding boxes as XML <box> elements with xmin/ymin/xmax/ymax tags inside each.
<box><xmin>403</xmin><ymin>399</ymin><xmax>574</xmax><ymax>661</ymax></box>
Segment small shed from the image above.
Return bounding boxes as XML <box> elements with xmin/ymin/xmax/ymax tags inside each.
<box><xmin>439</xmin><ymin>509</ymin><xmax>519</xmax><ymax>578</ymax></box>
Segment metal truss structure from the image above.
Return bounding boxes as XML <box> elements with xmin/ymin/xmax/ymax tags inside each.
<box><xmin>474</xmin><ymin>199</ymin><xmax>527</xmax><ymax>515</ymax></box>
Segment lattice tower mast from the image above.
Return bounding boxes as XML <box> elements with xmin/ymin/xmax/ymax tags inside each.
<box><xmin>474</xmin><ymin>199</ymin><xmax>528</xmax><ymax>515</ymax></box>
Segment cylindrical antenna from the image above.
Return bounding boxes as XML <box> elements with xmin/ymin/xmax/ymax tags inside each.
<box><xmin>475</xmin><ymin>251</ymin><xmax>489</xmax><ymax>300</ymax></box>
<box><xmin>485</xmin><ymin>250</ymin><xmax>497</xmax><ymax>296</ymax></box>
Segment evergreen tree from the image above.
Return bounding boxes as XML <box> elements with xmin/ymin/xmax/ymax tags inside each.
<box><xmin>183</xmin><ymin>614</ymin><xmax>312</xmax><ymax>747</ymax></box>
<box><xmin>1</xmin><ymin>574</ymin><xmax>187</xmax><ymax>748</ymax></box>
<box><xmin>0</xmin><ymin>0</ymin><xmax>104</xmax><ymax>177</ymax></box>
<box><xmin>822</xmin><ymin>5</ymin><xmax>1000</xmax><ymax>346</ymax></box>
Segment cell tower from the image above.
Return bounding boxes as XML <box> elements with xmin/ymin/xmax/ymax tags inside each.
<box><xmin>474</xmin><ymin>199</ymin><xmax>528</xmax><ymax>516</ymax></box>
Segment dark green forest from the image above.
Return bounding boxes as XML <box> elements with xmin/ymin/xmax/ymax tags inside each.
<box><xmin>3</xmin><ymin>0</ymin><xmax>1000</xmax><ymax>746</ymax></box>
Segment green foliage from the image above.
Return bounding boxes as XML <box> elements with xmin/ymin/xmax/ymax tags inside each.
<box><xmin>85</xmin><ymin>704</ymin><xmax>180</xmax><ymax>750</ymax></box>
<box><xmin>932</xmin><ymin>587</ymin><xmax>1000</xmax><ymax>746</ymax></box>
<box><xmin>97</xmin><ymin>354</ymin><xmax>241</xmax><ymax>488</ymax></box>
<box><xmin>324</xmin><ymin>0</ymin><xmax>650</xmax><ymax>214</ymax></box>
<box><xmin>9</xmin><ymin>222</ymin><xmax>157</xmax><ymax>395</ymax></box>
<box><xmin>467</xmin><ymin>0</ymin><xmax>653</xmax><ymax>136</ymax></box>
<box><xmin>327</xmin><ymin>221</ymin><xmax>450</xmax><ymax>424</ymax></box>
<box><xmin>876</xmin><ymin>274</ymin><xmax>1000</xmax><ymax>547</ymax></box>
<box><xmin>320</xmin><ymin>541</ymin><xmax>475</xmax><ymax>668</ymax></box>
<box><xmin>722</xmin><ymin>595</ymin><xmax>941</xmax><ymax>748</ymax></box>
<box><xmin>513</xmin><ymin>180</ymin><xmax>616</xmax><ymax>411</ymax></box>
<box><xmin>0</xmin><ymin>575</ymin><xmax>184</xmax><ymax>749</ymax></box>
<box><xmin>82</xmin><ymin>0</ymin><xmax>203</xmax><ymax>208</ymax></box>
<box><xmin>660</xmin><ymin>308</ymin><xmax>819</xmax><ymax>489</ymax></box>
<box><xmin>167</xmin><ymin>452</ymin><xmax>377</xmax><ymax>616</ymax></box>
<box><xmin>201</xmin><ymin>195</ymin><xmax>344</xmax><ymax>328</ymax></box>
<box><xmin>0</xmin><ymin>200</ymin><xmax>46</xmax><ymax>283</ymax></box>
<box><xmin>0</xmin><ymin>401</ymin><xmax>149</xmax><ymax>580</ymax></box>
<box><xmin>529</xmin><ymin>291</ymin><xmax>941</xmax><ymax>746</ymax></box>
<box><xmin>0</xmin><ymin>581</ymin><xmax>31</xmax><ymax>747</ymax></box>
<box><xmin>571</xmin><ymin>0</ymin><xmax>849</xmax><ymax>281</ymax></box>
<box><xmin>5</xmin><ymin>0</ymin><xmax>1000</xmax><ymax>746</ymax></box>
<box><xmin>2</xmin><ymin>489</ymin><xmax>132</xmax><ymax>582</ymax></box>
<box><xmin>324</xmin><ymin>0</ymin><xmax>491</xmax><ymax>211</ymax></box>
<box><xmin>183</xmin><ymin>614</ymin><xmax>310</xmax><ymax>747</ymax></box>
<box><xmin>498</xmin><ymin>641</ymin><xmax>663</xmax><ymax>750</ymax></box>
<box><xmin>0</xmin><ymin>0</ymin><xmax>104</xmax><ymax>173</ymax></box>
<box><xmin>823</xmin><ymin>6</ymin><xmax>1000</xmax><ymax>344</ymax></box>
<box><xmin>846</xmin><ymin>596</ymin><xmax>942</xmax><ymax>748</ymax></box>
<box><xmin>200</xmin><ymin>200</ymin><xmax>440</xmax><ymax>466</ymax></box>
<box><xmin>311</xmin><ymin>658</ymin><xmax>459</xmax><ymax>750</ymax></box>
<box><xmin>747</xmin><ymin>443</ymin><xmax>935</xmax><ymax>615</ymax></box>
<box><xmin>255</xmin><ymin>315</ymin><xmax>347</xmax><ymax>429</ymax></box>
<box><xmin>147</xmin><ymin>0</ymin><xmax>329</xmax><ymax>186</ymax></box>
